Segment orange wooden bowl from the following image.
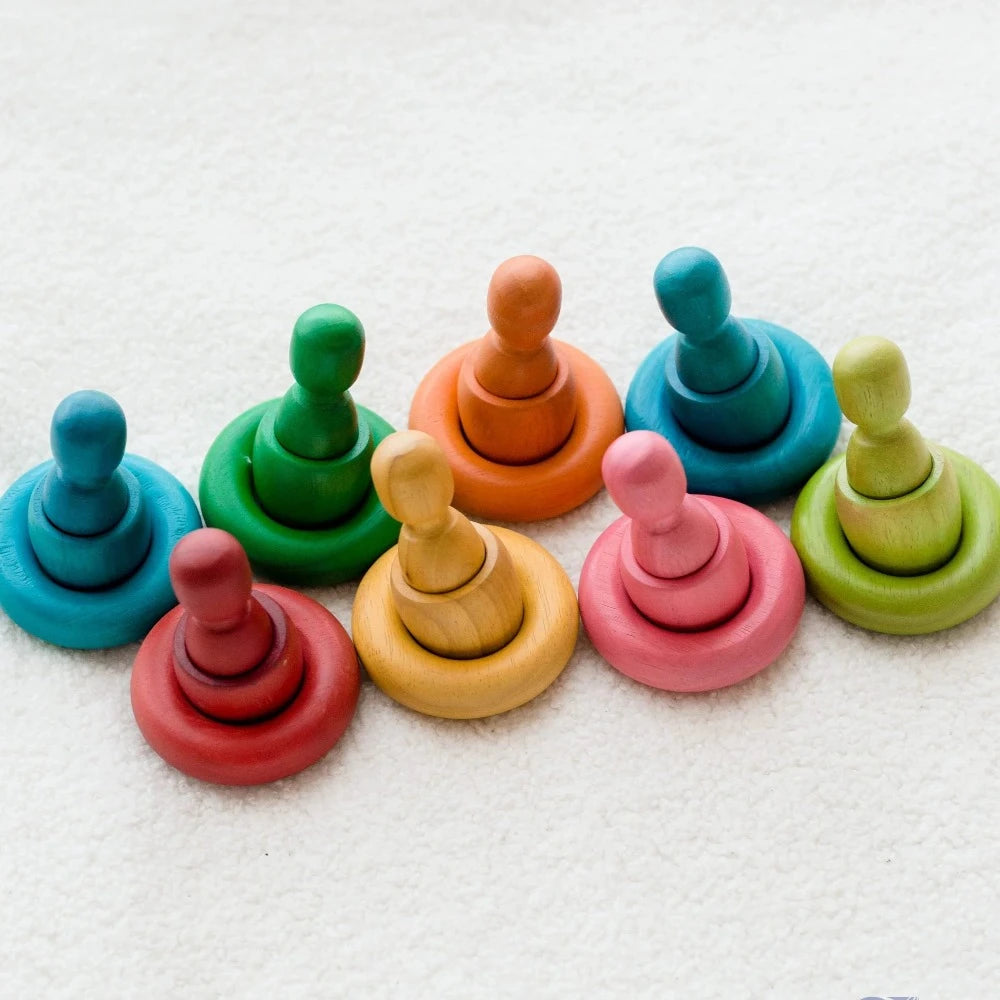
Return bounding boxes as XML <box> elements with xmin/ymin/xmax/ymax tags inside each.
<box><xmin>409</xmin><ymin>340</ymin><xmax>624</xmax><ymax>521</ymax></box>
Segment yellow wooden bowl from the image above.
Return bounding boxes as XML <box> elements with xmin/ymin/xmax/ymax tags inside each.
<box><xmin>353</xmin><ymin>527</ymin><xmax>579</xmax><ymax>719</ymax></box>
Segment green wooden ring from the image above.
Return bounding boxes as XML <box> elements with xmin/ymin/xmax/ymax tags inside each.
<box><xmin>791</xmin><ymin>447</ymin><xmax>1000</xmax><ymax>634</ymax></box>
<box><xmin>250</xmin><ymin>406</ymin><xmax>374</xmax><ymax>527</ymax></box>
<box><xmin>199</xmin><ymin>400</ymin><xmax>400</xmax><ymax>585</ymax></box>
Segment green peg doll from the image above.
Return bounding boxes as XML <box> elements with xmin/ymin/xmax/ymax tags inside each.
<box><xmin>200</xmin><ymin>304</ymin><xmax>398</xmax><ymax>584</ymax></box>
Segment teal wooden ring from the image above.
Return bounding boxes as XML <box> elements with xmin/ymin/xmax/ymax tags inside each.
<box><xmin>199</xmin><ymin>400</ymin><xmax>400</xmax><ymax>585</ymax></box>
<box><xmin>790</xmin><ymin>448</ymin><xmax>1000</xmax><ymax>634</ymax></box>
<box><xmin>0</xmin><ymin>455</ymin><xmax>201</xmax><ymax>649</ymax></box>
<box><xmin>27</xmin><ymin>467</ymin><xmax>153</xmax><ymax>590</ymax></box>
<box><xmin>625</xmin><ymin>320</ymin><xmax>841</xmax><ymax>503</ymax></box>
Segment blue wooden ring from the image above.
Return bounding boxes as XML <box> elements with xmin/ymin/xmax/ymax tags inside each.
<box><xmin>27</xmin><ymin>467</ymin><xmax>153</xmax><ymax>590</ymax></box>
<box><xmin>0</xmin><ymin>455</ymin><xmax>201</xmax><ymax>649</ymax></box>
<box><xmin>625</xmin><ymin>320</ymin><xmax>841</xmax><ymax>503</ymax></box>
<box><xmin>790</xmin><ymin>449</ymin><xmax>1000</xmax><ymax>635</ymax></box>
<box><xmin>199</xmin><ymin>400</ymin><xmax>400</xmax><ymax>585</ymax></box>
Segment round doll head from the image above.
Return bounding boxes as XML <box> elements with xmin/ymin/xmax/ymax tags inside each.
<box><xmin>486</xmin><ymin>255</ymin><xmax>562</xmax><ymax>351</ymax></box>
<box><xmin>289</xmin><ymin>304</ymin><xmax>365</xmax><ymax>395</ymax></box>
<box><xmin>371</xmin><ymin>430</ymin><xmax>455</xmax><ymax>530</ymax></box>
<box><xmin>653</xmin><ymin>247</ymin><xmax>732</xmax><ymax>341</ymax></box>
<box><xmin>170</xmin><ymin>528</ymin><xmax>254</xmax><ymax>631</ymax></box>
<box><xmin>50</xmin><ymin>389</ymin><xmax>127</xmax><ymax>489</ymax></box>
<box><xmin>602</xmin><ymin>430</ymin><xmax>687</xmax><ymax>527</ymax></box>
<box><xmin>833</xmin><ymin>335</ymin><xmax>912</xmax><ymax>435</ymax></box>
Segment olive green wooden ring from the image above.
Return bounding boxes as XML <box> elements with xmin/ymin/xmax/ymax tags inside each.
<box><xmin>200</xmin><ymin>400</ymin><xmax>400</xmax><ymax>585</ymax></box>
<box><xmin>791</xmin><ymin>447</ymin><xmax>1000</xmax><ymax>634</ymax></box>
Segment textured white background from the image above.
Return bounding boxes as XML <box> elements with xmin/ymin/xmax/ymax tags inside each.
<box><xmin>1</xmin><ymin>1</ymin><xmax>997</xmax><ymax>997</ymax></box>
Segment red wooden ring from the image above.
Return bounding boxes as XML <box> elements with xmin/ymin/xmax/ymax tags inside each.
<box><xmin>131</xmin><ymin>584</ymin><xmax>359</xmax><ymax>785</ymax></box>
<box><xmin>579</xmin><ymin>497</ymin><xmax>805</xmax><ymax>692</ymax></box>
<box><xmin>172</xmin><ymin>592</ymin><xmax>305</xmax><ymax>723</ymax></box>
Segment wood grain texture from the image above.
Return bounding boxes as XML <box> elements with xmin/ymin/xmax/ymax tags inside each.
<box><xmin>199</xmin><ymin>401</ymin><xmax>399</xmax><ymax>584</ymax></box>
<box><xmin>172</xmin><ymin>592</ymin><xmax>304</xmax><ymax>723</ymax></box>
<box><xmin>625</xmin><ymin>320</ymin><xmax>841</xmax><ymax>503</ymax></box>
<box><xmin>0</xmin><ymin>454</ymin><xmax>201</xmax><ymax>649</ymax></box>
<box><xmin>653</xmin><ymin>247</ymin><xmax>791</xmax><ymax>449</ymax></box>
<box><xmin>830</xmin><ymin>336</ymin><xmax>963</xmax><ymax>575</ymax></box>
<box><xmin>477</xmin><ymin>255</ymin><xmax>562</xmax><ymax>398</ymax></box>
<box><xmin>834</xmin><ymin>448</ymin><xmax>962</xmax><ymax>575</ymax></box>
<box><xmin>653</xmin><ymin>247</ymin><xmax>755</xmax><ymax>394</ymax></box>
<box><xmin>457</xmin><ymin>348</ymin><xmax>577</xmax><ymax>465</ymax></box>
<box><xmin>41</xmin><ymin>390</ymin><xmax>131</xmax><ymax>537</ymax></box>
<box><xmin>249</xmin><ymin>304</ymin><xmax>374</xmax><ymax>528</ymax></box>
<box><xmin>409</xmin><ymin>340</ymin><xmax>624</xmax><ymax>521</ymax></box>
<box><xmin>370</xmin><ymin>428</ymin><xmax>487</xmax><ymax>594</ymax></box>
<box><xmin>602</xmin><ymin>430</ymin><xmax>719</xmax><ymax>579</ymax></box>
<box><xmin>27</xmin><ymin>465</ymin><xmax>154</xmax><ymax>591</ymax></box>
<box><xmin>833</xmin><ymin>335</ymin><xmax>932</xmax><ymax>499</ymax></box>
<box><xmin>579</xmin><ymin>500</ymin><xmax>804</xmax><ymax>692</ymax></box>
<box><xmin>26</xmin><ymin>390</ymin><xmax>154</xmax><ymax>590</ymax></box>
<box><xmin>602</xmin><ymin>431</ymin><xmax>750</xmax><ymax>630</ymax></box>
<box><xmin>131</xmin><ymin>583</ymin><xmax>359</xmax><ymax>786</ymax></box>
<box><xmin>273</xmin><ymin>304</ymin><xmax>365</xmax><ymax>459</ymax></box>
<box><xmin>353</xmin><ymin>526</ymin><xmax>578</xmax><ymax>719</ymax></box>
<box><xmin>389</xmin><ymin>525</ymin><xmax>524</xmax><ymax>659</ymax></box>
<box><xmin>369</xmin><ymin>430</ymin><xmax>524</xmax><ymax>659</ymax></box>
<box><xmin>170</xmin><ymin>527</ymin><xmax>273</xmax><ymax>676</ymax></box>
<box><xmin>455</xmin><ymin>255</ymin><xmax>578</xmax><ymax>464</ymax></box>
<box><xmin>791</xmin><ymin>448</ymin><xmax>1000</xmax><ymax>634</ymax></box>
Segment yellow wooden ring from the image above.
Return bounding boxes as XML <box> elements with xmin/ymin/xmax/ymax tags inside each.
<box><xmin>353</xmin><ymin>527</ymin><xmax>579</xmax><ymax>719</ymax></box>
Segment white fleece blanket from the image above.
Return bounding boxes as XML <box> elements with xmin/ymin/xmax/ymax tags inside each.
<box><xmin>1</xmin><ymin>2</ymin><xmax>996</xmax><ymax>997</ymax></box>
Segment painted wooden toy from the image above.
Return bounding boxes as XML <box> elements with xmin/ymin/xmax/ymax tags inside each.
<box><xmin>352</xmin><ymin>430</ymin><xmax>579</xmax><ymax>718</ymax></box>
<box><xmin>199</xmin><ymin>304</ymin><xmax>399</xmax><ymax>584</ymax></box>
<box><xmin>579</xmin><ymin>431</ymin><xmax>804</xmax><ymax>691</ymax></box>
<box><xmin>626</xmin><ymin>247</ymin><xmax>841</xmax><ymax>503</ymax></box>
<box><xmin>0</xmin><ymin>390</ymin><xmax>201</xmax><ymax>649</ymax></box>
<box><xmin>791</xmin><ymin>336</ymin><xmax>1000</xmax><ymax>634</ymax></box>
<box><xmin>131</xmin><ymin>528</ymin><xmax>359</xmax><ymax>785</ymax></box>
<box><xmin>408</xmin><ymin>255</ymin><xmax>624</xmax><ymax>521</ymax></box>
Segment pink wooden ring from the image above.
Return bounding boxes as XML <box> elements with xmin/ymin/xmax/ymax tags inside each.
<box><xmin>579</xmin><ymin>497</ymin><xmax>805</xmax><ymax>692</ymax></box>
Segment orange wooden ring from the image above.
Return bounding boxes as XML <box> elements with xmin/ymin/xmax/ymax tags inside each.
<box><xmin>409</xmin><ymin>340</ymin><xmax>624</xmax><ymax>521</ymax></box>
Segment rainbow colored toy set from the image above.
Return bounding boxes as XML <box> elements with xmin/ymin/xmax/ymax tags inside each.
<box><xmin>2</xmin><ymin>249</ymin><xmax>997</xmax><ymax>785</ymax></box>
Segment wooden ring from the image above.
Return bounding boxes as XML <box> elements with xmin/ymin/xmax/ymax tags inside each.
<box><xmin>353</xmin><ymin>527</ymin><xmax>579</xmax><ymax>719</ymax></box>
<box><xmin>0</xmin><ymin>455</ymin><xmax>201</xmax><ymax>649</ymax></box>
<box><xmin>791</xmin><ymin>448</ymin><xmax>1000</xmax><ymax>634</ymax></box>
<box><xmin>172</xmin><ymin>592</ymin><xmax>304</xmax><ymax>723</ymax></box>
<box><xmin>26</xmin><ymin>466</ymin><xmax>153</xmax><ymax>590</ymax></box>
<box><xmin>579</xmin><ymin>497</ymin><xmax>805</xmax><ymax>691</ymax></box>
<box><xmin>408</xmin><ymin>341</ymin><xmax>624</xmax><ymax>521</ymax></box>
<box><xmin>199</xmin><ymin>400</ymin><xmax>399</xmax><ymax>584</ymax></box>
<box><xmin>625</xmin><ymin>320</ymin><xmax>841</xmax><ymax>503</ymax></box>
<box><xmin>131</xmin><ymin>584</ymin><xmax>360</xmax><ymax>785</ymax></box>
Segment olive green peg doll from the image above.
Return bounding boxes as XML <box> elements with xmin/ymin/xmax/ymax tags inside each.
<box><xmin>791</xmin><ymin>335</ymin><xmax>1000</xmax><ymax>634</ymax></box>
